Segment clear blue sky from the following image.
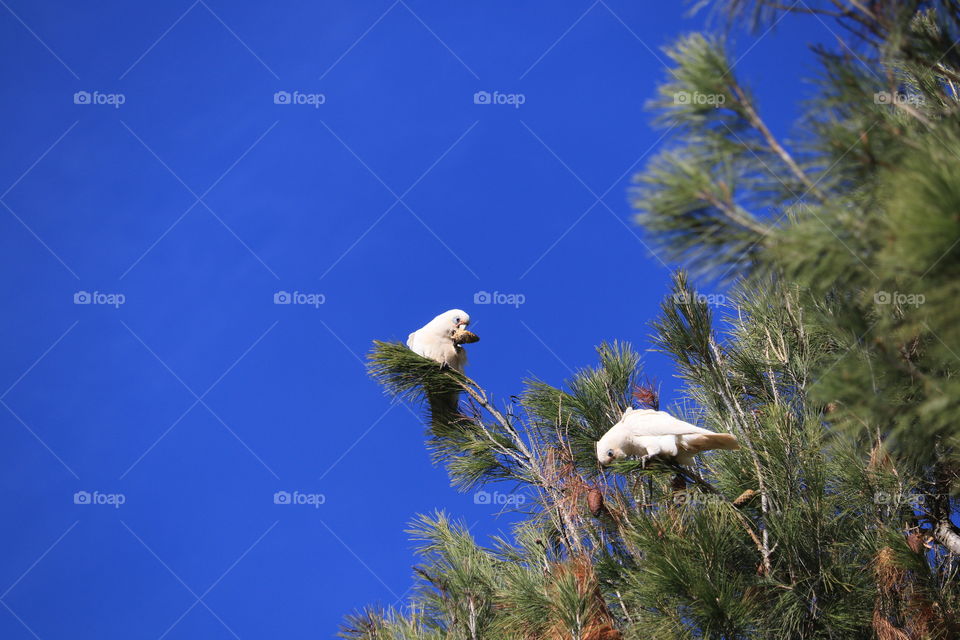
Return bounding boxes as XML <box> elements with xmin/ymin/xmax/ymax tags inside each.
<box><xmin>0</xmin><ymin>2</ymin><xmax>825</xmax><ymax>637</ymax></box>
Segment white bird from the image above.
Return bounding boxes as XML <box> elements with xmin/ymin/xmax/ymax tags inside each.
<box><xmin>407</xmin><ymin>309</ymin><xmax>475</xmax><ymax>373</ymax></box>
<box><xmin>596</xmin><ymin>408</ymin><xmax>739</xmax><ymax>467</ymax></box>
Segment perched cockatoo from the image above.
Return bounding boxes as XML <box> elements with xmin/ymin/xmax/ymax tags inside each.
<box><xmin>407</xmin><ymin>309</ymin><xmax>478</xmax><ymax>423</ymax></box>
<box><xmin>406</xmin><ymin>309</ymin><xmax>477</xmax><ymax>373</ymax></box>
<box><xmin>596</xmin><ymin>408</ymin><xmax>739</xmax><ymax>467</ymax></box>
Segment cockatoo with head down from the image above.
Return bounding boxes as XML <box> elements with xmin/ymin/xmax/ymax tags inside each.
<box><xmin>407</xmin><ymin>309</ymin><xmax>477</xmax><ymax>373</ymax></box>
<box><xmin>597</xmin><ymin>408</ymin><xmax>739</xmax><ymax>467</ymax></box>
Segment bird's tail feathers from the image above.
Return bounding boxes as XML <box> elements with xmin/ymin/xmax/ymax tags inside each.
<box><xmin>683</xmin><ymin>432</ymin><xmax>740</xmax><ymax>452</ymax></box>
<box><xmin>428</xmin><ymin>390</ymin><xmax>461</xmax><ymax>427</ymax></box>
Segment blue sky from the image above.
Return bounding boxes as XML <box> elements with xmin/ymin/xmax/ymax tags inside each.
<box><xmin>0</xmin><ymin>2</ymin><xmax>826</xmax><ymax>637</ymax></box>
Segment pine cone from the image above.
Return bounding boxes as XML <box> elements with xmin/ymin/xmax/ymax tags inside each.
<box><xmin>733</xmin><ymin>489</ymin><xmax>758</xmax><ymax>506</ymax></box>
<box><xmin>587</xmin><ymin>488</ymin><xmax>604</xmax><ymax>517</ymax></box>
<box><xmin>906</xmin><ymin>532</ymin><xmax>924</xmax><ymax>554</ymax></box>
<box><xmin>451</xmin><ymin>329</ymin><xmax>480</xmax><ymax>345</ymax></box>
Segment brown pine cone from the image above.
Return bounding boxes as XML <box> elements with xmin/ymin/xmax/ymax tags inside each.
<box><xmin>452</xmin><ymin>329</ymin><xmax>480</xmax><ymax>344</ymax></box>
<box><xmin>587</xmin><ymin>488</ymin><xmax>604</xmax><ymax>517</ymax></box>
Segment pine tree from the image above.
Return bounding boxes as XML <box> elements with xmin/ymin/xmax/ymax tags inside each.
<box><xmin>340</xmin><ymin>2</ymin><xmax>960</xmax><ymax>638</ymax></box>
<box><xmin>632</xmin><ymin>0</ymin><xmax>960</xmax><ymax>557</ymax></box>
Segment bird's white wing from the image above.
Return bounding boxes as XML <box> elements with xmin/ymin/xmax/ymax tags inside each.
<box><xmin>407</xmin><ymin>329</ymin><xmax>463</xmax><ymax>371</ymax></box>
<box><xmin>623</xmin><ymin>410</ymin><xmax>718</xmax><ymax>437</ymax></box>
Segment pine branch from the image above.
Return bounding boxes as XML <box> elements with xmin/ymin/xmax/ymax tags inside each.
<box><xmin>728</xmin><ymin>81</ymin><xmax>826</xmax><ymax>200</ymax></box>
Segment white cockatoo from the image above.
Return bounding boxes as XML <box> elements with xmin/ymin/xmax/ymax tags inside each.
<box><xmin>407</xmin><ymin>309</ymin><xmax>476</xmax><ymax>373</ymax></box>
<box><xmin>407</xmin><ymin>309</ymin><xmax>478</xmax><ymax>422</ymax></box>
<box><xmin>596</xmin><ymin>408</ymin><xmax>739</xmax><ymax>467</ymax></box>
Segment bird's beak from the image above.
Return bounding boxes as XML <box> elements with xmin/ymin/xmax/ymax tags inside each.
<box><xmin>457</xmin><ymin>321</ymin><xmax>469</xmax><ymax>329</ymax></box>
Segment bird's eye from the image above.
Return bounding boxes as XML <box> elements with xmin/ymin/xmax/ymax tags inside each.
<box><xmin>453</xmin><ymin>317</ymin><xmax>460</xmax><ymax>324</ymax></box>
<box><xmin>607</xmin><ymin>449</ymin><xmax>614</xmax><ymax>458</ymax></box>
